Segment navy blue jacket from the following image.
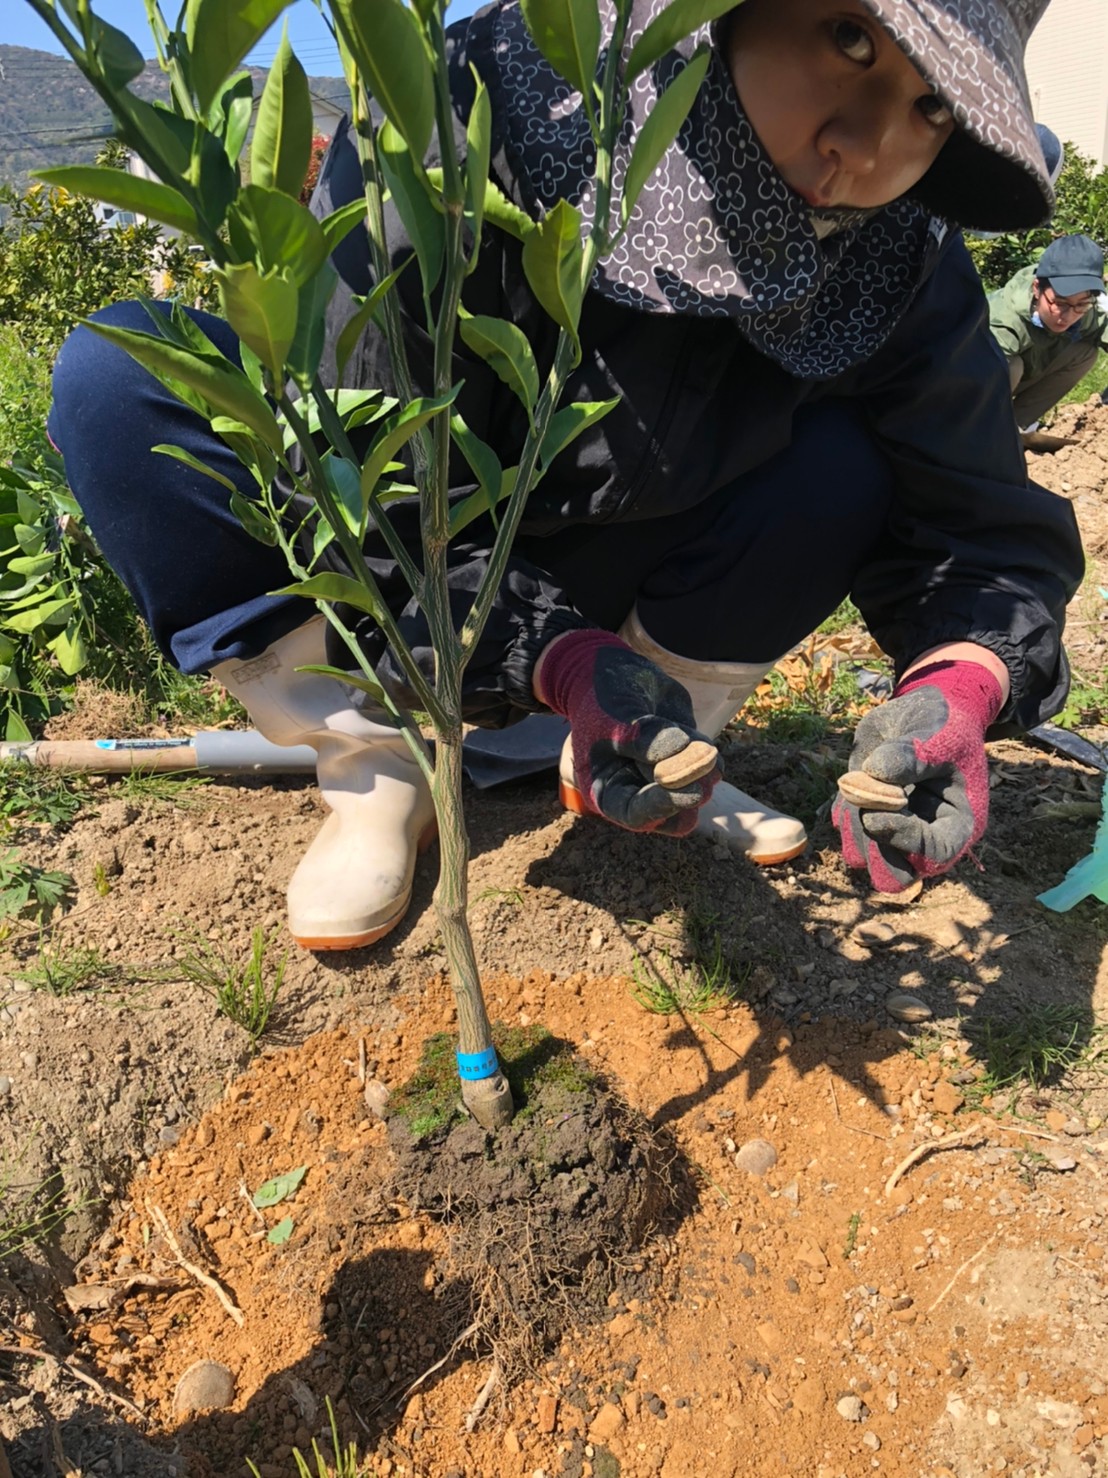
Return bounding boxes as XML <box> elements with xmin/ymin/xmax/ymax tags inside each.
<box><xmin>308</xmin><ymin>8</ymin><xmax>1083</xmax><ymax>732</ymax></box>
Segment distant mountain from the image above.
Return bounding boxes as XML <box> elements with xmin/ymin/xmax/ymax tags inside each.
<box><xmin>0</xmin><ymin>44</ymin><xmax>346</xmax><ymax>193</ymax></box>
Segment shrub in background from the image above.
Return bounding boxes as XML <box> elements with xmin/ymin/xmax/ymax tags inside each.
<box><xmin>966</xmin><ymin>142</ymin><xmax>1108</xmax><ymax>291</ymax></box>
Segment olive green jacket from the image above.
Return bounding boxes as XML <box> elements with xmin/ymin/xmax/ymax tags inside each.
<box><xmin>988</xmin><ymin>264</ymin><xmax>1108</xmax><ymax>379</ymax></box>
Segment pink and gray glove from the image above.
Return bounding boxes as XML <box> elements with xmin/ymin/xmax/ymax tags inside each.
<box><xmin>537</xmin><ymin>629</ymin><xmax>719</xmax><ymax>836</ymax></box>
<box><xmin>833</xmin><ymin>659</ymin><xmax>1005</xmax><ymax>893</ymax></box>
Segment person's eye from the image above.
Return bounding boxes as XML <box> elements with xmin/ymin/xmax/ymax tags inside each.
<box><xmin>831</xmin><ymin>19</ymin><xmax>875</xmax><ymax>63</ymax></box>
<box><xmin>917</xmin><ymin>92</ymin><xmax>953</xmax><ymax>128</ymax></box>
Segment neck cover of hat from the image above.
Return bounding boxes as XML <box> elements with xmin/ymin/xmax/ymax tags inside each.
<box><xmin>487</xmin><ymin>0</ymin><xmax>945</xmax><ymax>380</ymax></box>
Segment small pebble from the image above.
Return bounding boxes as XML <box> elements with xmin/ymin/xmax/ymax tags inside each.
<box><xmin>885</xmin><ymin>991</ymin><xmax>932</xmax><ymax>1023</ymax></box>
<box><xmin>734</xmin><ymin>1139</ymin><xmax>778</xmax><ymax>1176</ymax></box>
<box><xmin>836</xmin><ymin>1395</ymin><xmax>866</xmax><ymax>1422</ymax></box>
<box><xmin>0</xmin><ymin>1076</ymin><xmax>11</xmax><ymax>1097</ymax></box>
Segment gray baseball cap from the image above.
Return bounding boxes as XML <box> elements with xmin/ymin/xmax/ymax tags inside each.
<box><xmin>858</xmin><ymin>0</ymin><xmax>1054</xmax><ymax>230</ymax></box>
<box><xmin>1036</xmin><ymin>235</ymin><xmax>1106</xmax><ymax>296</ymax></box>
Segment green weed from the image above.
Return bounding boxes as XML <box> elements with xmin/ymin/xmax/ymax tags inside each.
<box><xmin>631</xmin><ymin>932</ymin><xmax>745</xmax><ymax>1017</ymax></box>
<box><xmin>1053</xmin><ymin>672</ymin><xmax>1108</xmax><ymax>731</ymax></box>
<box><xmin>0</xmin><ymin>767</ymin><xmax>86</xmax><ymax>827</ymax></box>
<box><xmin>842</xmin><ymin>1211</ymin><xmax>862</xmax><ymax>1259</ymax></box>
<box><xmin>966</xmin><ymin>1004</ymin><xmax>1106</xmax><ymax>1107</ymax></box>
<box><xmin>247</xmin><ymin>1398</ymin><xmax>375</xmax><ymax>1478</ymax></box>
<box><xmin>817</xmin><ymin>597</ymin><xmax>863</xmax><ymax>636</ymax></box>
<box><xmin>109</xmin><ymin>769</ymin><xmax>211</xmax><ymax>807</ymax></box>
<box><xmin>0</xmin><ymin>1145</ymin><xmax>90</xmax><ymax>1263</ymax></box>
<box><xmin>176</xmin><ymin>926</ymin><xmax>287</xmax><ymax>1045</ymax></box>
<box><xmin>0</xmin><ymin>849</ymin><xmax>73</xmax><ymax>927</ymax></box>
<box><xmin>92</xmin><ymin>860</ymin><xmax>112</xmax><ymax>896</ymax></box>
<box><xmin>14</xmin><ymin>939</ymin><xmax>119</xmax><ymax>996</ymax></box>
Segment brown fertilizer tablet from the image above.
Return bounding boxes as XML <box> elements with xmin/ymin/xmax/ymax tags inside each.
<box><xmin>654</xmin><ymin>739</ymin><xmax>718</xmax><ymax>790</ymax></box>
<box><xmin>837</xmin><ymin>770</ymin><xmax>909</xmax><ymax>811</ymax></box>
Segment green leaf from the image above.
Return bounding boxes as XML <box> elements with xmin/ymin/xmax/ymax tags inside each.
<box><xmin>251</xmin><ymin>23</ymin><xmax>313</xmax><ymax>196</ymax></box>
<box><xmin>230</xmin><ymin>489</ymin><xmax>280</xmax><ymax>546</ymax></box>
<box><xmin>310</xmin><ymin>519</ymin><xmax>335</xmax><ymax>567</ymax></box>
<box><xmin>267</xmin><ymin>1216</ymin><xmax>294</xmax><ymax>1245</ymax></box>
<box><xmin>219</xmin><ymin>72</ymin><xmax>256</xmax><ymax>165</ymax></box>
<box><xmin>287</xmin><ymin>264</ymin><xmax>337</xmax><ymax>391</ymax></box>
<box><xmin>521</xmin><ymin>199</ymin><xmax>584</xmax><ymax>355</ymax></box>
<box><xmin>333</xmin><ymin>264</ymin><xmax>409</xmax><ymax>382</ymax></box>
<box><xmin>361</xmin><ymin>390</ymin><xmax>460</xmax><ymax>504</ymax></box>
<box><xmin>218</xmin><ymin>262</ymin><xmax>299</xmax><ymax>384</ymax></box>
<box><xmin>464</xmin><ymin>77</ymin><xmax>491</xmax><ymax>262</ymax></box>
<box><xmin>539</xmin><ymin>397</ymin><xmax>620</xmax><ymax>468</ymax></box>
<box><xmin>378</xmin><ymin>122</ymin><xmax>444</xmax><ymax>294</ymax></box>
<box><xmin>34</xmin><ymin>167</ymin><xmax>199</xmax><ymax>236</ymax></box>
<box><xmin>187</xmin><ymin>119</ymin><xmax>241</xmax><ymax>234</ymax></box>
<box><xmin>86</xmin><ymin>12</ymin><xmax>146</xmax><ymax>88</ymax></box>
<box><xmin>153</xmin><ymin>444</ymin><xmax>240</xmax><ymax>494</ymax></box>
<box><xmin>271</xmin><ymin>573</ymin><xmax>388</xmax><ymax>624</ymax></box>
<box><xmin>281</xmin><ymin>390</ymin><xmax>391</xmax><ymax>450</ymax></box>
<box><xmin>227</xmin><ymin>185</ymin><xmax>329</xmax><ymax>288</ymax></box>
<box><xmin>448</xmin><ymin>464</ymin><xmax>519</xmax><ymax>537</ymax></box>
<box><xmin>186</xmin><ymin>0</ymin><xmax>296</xmax><ymax>115</ymax></box>
<box><xmin>478</xmin><ymin>181</ymin><xmax>535</xmax><ymax>244</ymax></box>
<box><xmin>331</xmin><ymin>0</ymin><xmax>435</xmax><ymax>159</ymax></box>
<box><xmin>85</xmin><ymin>319</ymin><xmax>286</xmax><ymax>457</ymax></box>
<box><xmin>625</xmin><ymin>0</ymin><xmax>737</xmax><ymax>83</ymax></box>
<box><xmin>48</xmin><ymin>622</ymin><xmax>89</xmax><ymax>677</ymax></box>
<box><xmin>7</xmin><ymin>554</ymin><xmax>53</xmax><ymax>579</ymax></box>
<box><xmin>450</xmin><ymin>414</ymin><xmax>503</xmax><ymax>503</ymax></box>
<box><xmin>252</xmin><ymin>1165</ymin><xmax>307</xmax><ymax>1208</ymax></box>
<box><xmin>620</xmin><ymin>48</ymin><xmax>710</xmax><ymax>228</ymax></box>
<box><xmin>319</xmin><ymin>198</ymin><xmax>368</xmax><ymax>259</ymax></box>
<box><xmin>519</xmin><ymin>0</ymin><xmax>600</xmax><ymax>103</ymax></box>
<box><xmin>458</xmin><ymin>313</ymin><xmax>540</xmax><ymax>412</ymax></box>
<box><xmin>323</xmin><ymin>453</ymin><xmax>364</xmax><ymax>536</ymax></box>
<box><xmin>291</xmin><ymin>664</ymin><xmax>389</xmax><ymax>709</ymax></box>
<box><xmin>3</xmin><ymin>598</ymin><xmax>74</xmax><ymax>634</ymax></box>
<box><xmin>114</xmin><ymin>95</ymin><xmax>194</xmax><ymax>182</ymax></box>
<box><xmin>5</xmin><ymin>713</ymin><xmax>32</xmax><ymax>744</ymax></box>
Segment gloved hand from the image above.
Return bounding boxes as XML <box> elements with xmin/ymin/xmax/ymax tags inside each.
<box><xmin>833</xmin><ymin>659</ymin><xmax>1005</xmax><ymax>893</ymax></box>
<box><xmin>536</xmin><ymin>628</ymin><xmax>719</xmax><ymax>835</ymax></box>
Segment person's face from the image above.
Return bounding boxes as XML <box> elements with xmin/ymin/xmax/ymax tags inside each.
<box><xmin>1032</xmin><ymin>278</ymin><xmax>1096</xmax><ymax>334</ymax></box>
<box><xmin>725</xmin><ymin>0</ymin><xmax>956</xmax><ymax>210</ymax></box>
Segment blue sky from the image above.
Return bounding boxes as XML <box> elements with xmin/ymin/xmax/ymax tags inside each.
<box><xmin>2</xmin><ymin>1</ymin><xmax>477</xmax><ymax>74</ymax></box>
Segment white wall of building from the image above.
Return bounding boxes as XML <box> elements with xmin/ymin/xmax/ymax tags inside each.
<box><xmin>1025</xmin><ymin>0</ymin><xmax>1108</xmax><ymax>168</ymax></box>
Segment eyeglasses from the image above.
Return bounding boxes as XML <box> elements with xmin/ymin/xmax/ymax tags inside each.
<box><xmin>1041</xmin><ymin>287</ymin><xmax>1096</xmax><ymax>318</ymax></box>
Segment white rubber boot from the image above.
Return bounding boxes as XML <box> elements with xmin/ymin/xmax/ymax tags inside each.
<box><xmin>212</xmin><ymin>617</ymin><xmax>436</xmax><ymax>949</ymax></box>
<box><xmin>558</xmin><ymin>608</ymin><xmax>806</xmax><ymax>864</ymax></box>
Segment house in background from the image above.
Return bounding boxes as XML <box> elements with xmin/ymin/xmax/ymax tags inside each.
<box><xmin>1025</xmin><ymin>0</ymin><xmax>1108</xmax><ymax>169</ymax></box>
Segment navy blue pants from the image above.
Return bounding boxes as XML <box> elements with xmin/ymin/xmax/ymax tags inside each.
<box><xmin>49</xmin><ymin>300</ymin><xmax>893</xmax><ymax>677</ymax></box>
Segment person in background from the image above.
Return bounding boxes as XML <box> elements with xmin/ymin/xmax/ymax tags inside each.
<box><xmin>989</xmin><ymin>233</ymin><xmax>1108</xmax><ymax>430</ymax></box>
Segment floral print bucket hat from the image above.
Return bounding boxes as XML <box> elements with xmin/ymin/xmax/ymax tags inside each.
<box><xmin>861</xmin><ymin>0</ymin><xmax>1055</xmax><ymax>229</ymax></box>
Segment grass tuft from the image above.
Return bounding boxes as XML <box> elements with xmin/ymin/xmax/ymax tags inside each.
<box><xmin>0</xmin><ymin>1143</ymin><xmax>91</xmax><ymax>1264</ymax></box>
<box><xmin>966</xmin><ymin>1004</ymin><xmax>1106</xmax><ymax>1107</ymax></box>
<box><xmin>15</xmin><ymin>939</ymin><xmax>120</xmax><ymax>996</ymax></box>
<box><xmin>631</xmin><ymin>931</ymin><xmax>746</xmax><ymax>1017</ymax></box>
<box><xmin>248</xmin><ymin>1398</ymin><xmax>374</xmax><ymax>1478</ymax></box>
<box><xmin>176</xmin><ymin>926</ymin><xmax>287</xmax><ymax>1046</ymax></box>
